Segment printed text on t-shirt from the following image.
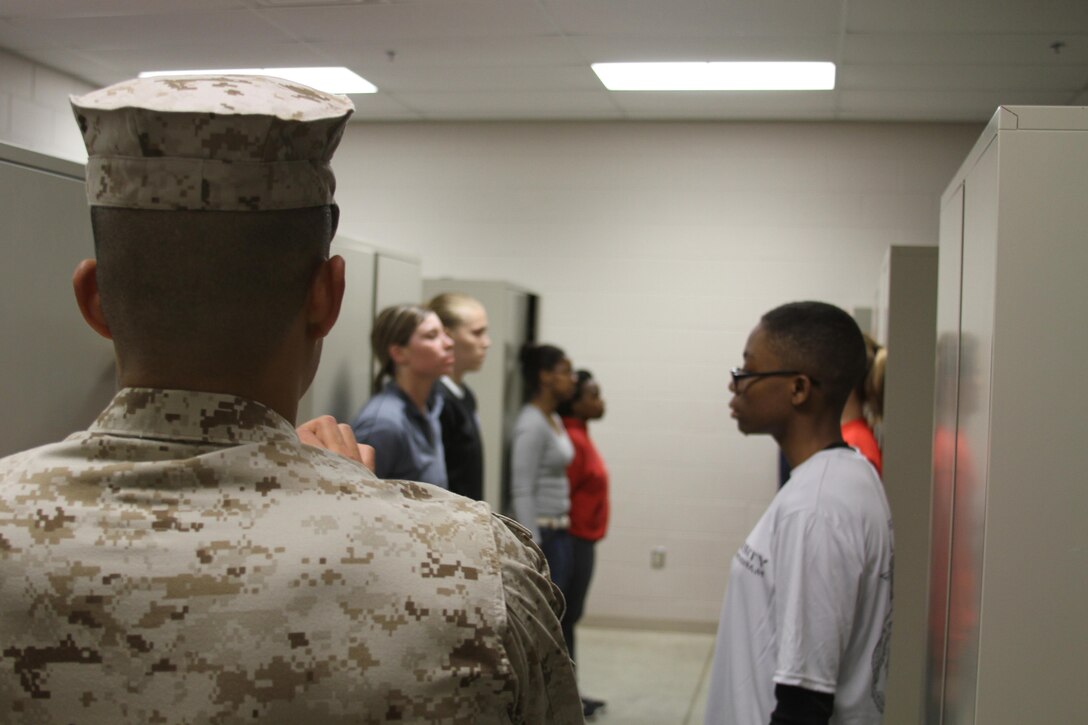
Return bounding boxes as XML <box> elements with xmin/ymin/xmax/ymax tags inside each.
<box><xmin>735</xmin><ymin>542</ymin><xmax>768</xmax><ymax>577</ymax></box>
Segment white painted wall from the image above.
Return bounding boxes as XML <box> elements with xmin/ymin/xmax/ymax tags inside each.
<box><xmin>331</xmin><ymin>120</ymin><xmax>981</xmax><ymax>627</ymax></box>
<box><xmin>0</xmin><ymin>50</ymin><xmax>91</xmax><ymax>162</ymax></box>
<box><xmin>0</xmin><ymin>53</ymin><xmax>983</xmax><ymax>628</ymax></box>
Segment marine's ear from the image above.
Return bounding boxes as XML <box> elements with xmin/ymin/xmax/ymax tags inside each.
<box><xmin>306</xmin><ymin>254</ymin><xmax>345</xmax><ymax>340</ymax></box>
<box><xmin>72</xmin><ymin>258</ymin><xmax>112</xmax><ymax>340</ymax></box>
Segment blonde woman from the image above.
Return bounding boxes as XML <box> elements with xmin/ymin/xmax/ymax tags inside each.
<box><xmin>427</xmin><ymin>293</ymin><xmax>491</xmax><ymax>500</ymax></box>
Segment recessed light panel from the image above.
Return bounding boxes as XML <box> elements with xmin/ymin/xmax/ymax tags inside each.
<box><xmin>139</xmin><ymin>67</ymin><xmax>377</xmax><ymax>94</ymax></box>
<box><xmin>592</xmin><ymin>62</ymin><xmax>835</xmax><ymax>91</ymax></box>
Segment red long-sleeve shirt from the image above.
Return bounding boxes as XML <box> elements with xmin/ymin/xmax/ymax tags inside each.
<box><xmin>561</xmin><ymin>417</ymin><xmax>610</xmax><ymax>541</ymax></box>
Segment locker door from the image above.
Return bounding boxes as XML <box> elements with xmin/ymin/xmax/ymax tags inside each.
<box><xmin>0</xmin><ymin>147</ymin><xmax>114</xmax><ymax>456</ymax></box>
<box><xmin>927</xmin><ymin>181</ymin><xmax>964</xmax><ymax>725</ymax></box>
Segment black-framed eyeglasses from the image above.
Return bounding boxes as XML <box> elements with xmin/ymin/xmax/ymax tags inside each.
<box><xmin>729</xmin><ymin>367</ymin><xmax>820</xmax><ymax>388</ymax></box>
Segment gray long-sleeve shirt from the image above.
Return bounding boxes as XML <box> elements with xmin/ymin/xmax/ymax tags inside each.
<box><xmin>510</xmin><ymin>404</ymin><xmax>574</xmax><ymax>542</ymax></box>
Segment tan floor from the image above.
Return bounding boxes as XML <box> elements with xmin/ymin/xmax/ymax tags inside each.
<box><xmin>575</xmin><ymin>626</ymin><xmax>715</xmax><ymax>724</ymax></box>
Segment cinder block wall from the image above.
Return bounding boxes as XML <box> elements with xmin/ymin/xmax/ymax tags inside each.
<box><xmin>331</xmin><ymin>120</ymin><xmax>982</xmax><ymax>627</ymax></box>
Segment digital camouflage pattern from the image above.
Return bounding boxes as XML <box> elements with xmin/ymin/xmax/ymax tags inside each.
<box><xmin>70</xmin><ymin>75</ymin><xmax>354</xmax><ymax>211</ymax></box>
<box><xmin>0</xmin><ymin>388</ymin><xmax>582</xmax><ymax>724</ymax></box>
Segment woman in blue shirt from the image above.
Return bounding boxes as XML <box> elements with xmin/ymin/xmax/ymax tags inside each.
<box><xmin>351</xmin><ymin>304</ymin><xmax>454</xmax><ymax>486</ymax></box>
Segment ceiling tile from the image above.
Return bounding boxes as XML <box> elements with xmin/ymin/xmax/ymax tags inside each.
<box><xmin>3</xmin><ymin>10</ymin><xmax>288</xmax><ymax>50</ymax></box>
<box><xmin>83</xmin><ymin>42</ymin><xmax>332</xmax><ymax>80</ymax></box>
<box><xmin>541</xmin><ymin>0</ymin><xmax>844</xmax><ymax>37</ymax></box>
<box><xmin>570</xmin><ymin>34</ymin><xmax>840</xmax><ymax>63</ymax></box>
<box><xmin>846</xmin><ymin>0</ymin><xmax>1088</xmax><ymax>35</ymax></box>
<box><xmin>0</xmin><ymin>1</ymin><xmax>247</xmax><ymax>19</ymax></box>
<box><xmin>313</xmin><ymin>36</ymin><xmax>583</xmax><ymax>69</ymax></box>
<box><xmin>840</xmin><ymin>63</ymin><xmax>1088</xmax><ymax>93</ymax></box>
<box><xmin>255</xmin><ymin>0</ymin><xmax>369</xmax><ymax>6</ymax></box>
<box><xmin>390</xmin><ymin>89</ymin><xmax>621</xmax><ymax>120</ymax></box>
<box><xmin>259</xmin><ymin>1</ymin><xmax>556</xmax><ymax>43</ymax></box>
<box><xmin>837</xmin><ymin>89</ymin><xmax>1073</xmax><ymax>121</ymax></box>
<box><xmin>361</xmin><ymin>64</ymin><xmax>600</xmax><ymax>93</ymax></box>
<box><xmin>1</xmin><ymin>0</ymin><xmax>1084</xmax><ymax>123</ymax></box>
<box><xmin>843</xmin><ymin>32</ymin><xmax>1088</xmax><ymax>65</ymax></box>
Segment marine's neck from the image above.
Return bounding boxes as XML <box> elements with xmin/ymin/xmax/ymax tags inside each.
<box><xmin>119</xmin><ymin>367</ymin><xmax>301</xmax><ymax>424</ymax></box>
<box><xmin>115</xmin><ymin>335</ymin><xmax>311</xmax><ymax>425</ymax></box>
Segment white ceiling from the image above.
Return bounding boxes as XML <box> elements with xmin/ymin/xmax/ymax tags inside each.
<box><xmin>2</xmin><ymin>0</ymin><xmax>1086</xmax><ymax>123</ymax></box>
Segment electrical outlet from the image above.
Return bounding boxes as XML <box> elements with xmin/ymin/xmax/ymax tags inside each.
<box><xmin>651</xmin><ymin>546</ymin><xmax>666</xmax><ymax>569</ymax></box>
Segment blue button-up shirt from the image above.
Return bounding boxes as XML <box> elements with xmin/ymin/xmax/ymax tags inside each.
<box><xmin>351</xmin><ymin>381</ymin><xmax>448</xmax><ymax>488</ymax></box>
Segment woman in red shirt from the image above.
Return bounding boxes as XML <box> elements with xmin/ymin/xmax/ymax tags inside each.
<box><xmin>559</xmin><ymin>370</ymin><xmax>610</xmax><ymax>718</ymax></box>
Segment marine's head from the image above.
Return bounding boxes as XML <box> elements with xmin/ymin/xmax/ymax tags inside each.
<box><xmin>68</xmin><ymin>75</ymin><xmax>354</xmax><ymax>417</ymax></box>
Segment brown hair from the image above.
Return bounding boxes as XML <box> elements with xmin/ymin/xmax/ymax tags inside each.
<box><xmin>371</xmin><ymin>304</ymin><xmax>431</xmax><ymax>391</ymax></box>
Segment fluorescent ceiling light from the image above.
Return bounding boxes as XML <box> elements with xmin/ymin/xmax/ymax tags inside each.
<box><xmin>592</xmin><ymin>62</ymin><xmax>835</xmax><ymax>91</ymax></box>
<box><xmin>139</xmin><ymin>67</ymin><xmax>377</xmax><ymax>94</ymax></box>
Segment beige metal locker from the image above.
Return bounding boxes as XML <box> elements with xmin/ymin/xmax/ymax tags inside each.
<box><xmin>0</xmin><ymin>142</ymin><xmax>114</xmax><ymax>457</ymax></box>
<box><xmin>875</xmin><ymin>246</ymin><xmax>939</xmax><ymax>725</ymax></box>
<box><xmin>928</xmin><ymin>107</ymin><xmax>1088</xmax><ymax>724</ymax></box>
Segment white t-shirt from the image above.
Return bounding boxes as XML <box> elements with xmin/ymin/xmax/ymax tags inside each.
<box><xmin>705</xmin><ymin>447</ymin><xmax>894</xmax><ymax>725</ymax></box>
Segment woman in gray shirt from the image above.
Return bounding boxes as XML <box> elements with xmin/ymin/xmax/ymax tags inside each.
<box><xmin>510</xmin><ymin>343</ymin><xmax>577</xmax><ymax>592</ymax></box>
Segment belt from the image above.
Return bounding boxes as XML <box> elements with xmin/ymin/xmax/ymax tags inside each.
<box><xmin>536</xmin><ymin>514</ymin><xmax>570</xmax><ymax>530</ymax></box>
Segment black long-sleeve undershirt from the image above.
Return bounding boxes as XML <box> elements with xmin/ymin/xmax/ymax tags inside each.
<box><xmin>769</xmin><ymin>684</ymin><xmax>834</xmax><ymax>725</ymax></box>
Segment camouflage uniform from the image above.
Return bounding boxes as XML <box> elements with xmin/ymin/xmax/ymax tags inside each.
<box><xmin>0</xmin><ymin>388</ymin><xmax>582</xmax><ymax>723</ymax></box>
<box><xmin>0</xmin><ymin>76</ymin><xmax>582</xmax><ymax>723</ymax></box>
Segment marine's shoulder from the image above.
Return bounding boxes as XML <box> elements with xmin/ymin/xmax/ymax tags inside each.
<box><xmin>368</xmin><ymin>478</ymin><xmax>499</xmax><ymax>529</ymax></box>
<box><xmin>380</xmin><ymin>487</ymin><xmax>541</xmax><ymax>571</ymax></box>
<box><xmin>488</xmin><ymin>511</ymin><xmax>542</xmax><ymax>562</ymax></box>
<box><xmin>0</xmin><ymin>432</ymin><xmax>96</xmax><ymax>480</ymax></box>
